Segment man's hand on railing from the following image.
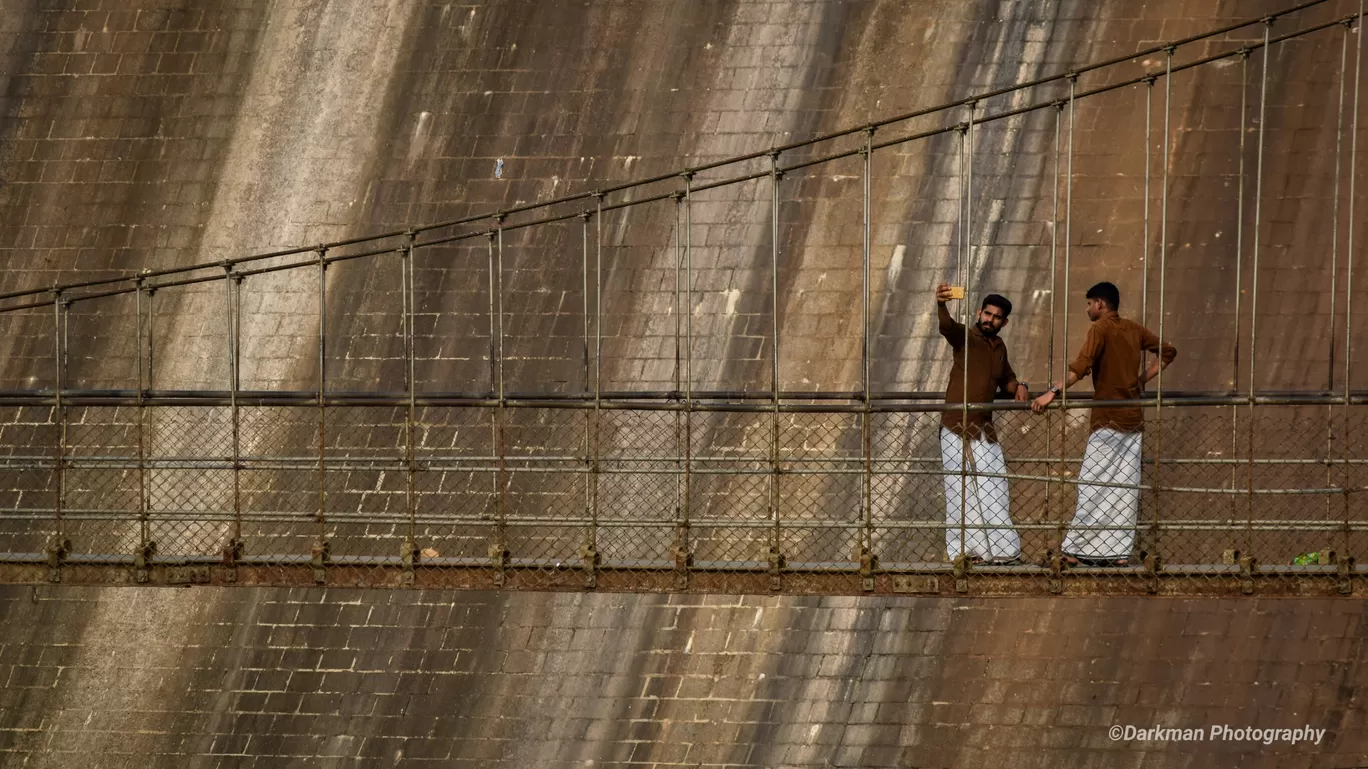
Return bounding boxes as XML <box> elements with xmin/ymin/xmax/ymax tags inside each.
<box><xmin>1031</xmin><ymin>390</ymin><xmax>1055</xmax><ymax>413</ymax></box>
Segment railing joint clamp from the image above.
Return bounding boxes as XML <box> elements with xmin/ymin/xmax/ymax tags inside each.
<box><xmin>311</xmin><ymin>539</ymin><xmax>330</xmax><ymax>584</ymax></box>
<box><xmin>1238</xmin><ymin>555</ymin><xmax>1256</xmax><ymax>594</ymax></box>
<box><xmin>221</xmin><ymin>537</ymin><xmax>242</xmax><ymax>566</ymax></box>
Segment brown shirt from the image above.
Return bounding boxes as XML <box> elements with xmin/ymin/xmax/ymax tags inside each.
<box><xmin>1068</xmin><ymin>310</ymin><xmax>1178</xmax><ymax>433</ymax></box>
<box><xmin>938</xmin><ymin>303</ymin><xmax>1019</xmax><ymax>442</ymax></box>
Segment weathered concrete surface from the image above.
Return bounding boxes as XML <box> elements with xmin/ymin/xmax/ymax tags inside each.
<box><xmin>1</xmin><ymin>0</ymin><xmax>1367</xmax><ymax>766</ymax></box>
<box><xmin>2</xmin><ymin>0</ymin><xmax>1362</xmax><ymax>394</ymax></box>
<box><xmin>2</xmin><ymin>586</ymin><xmax>1367</xmax><ymax>769</ymax></box>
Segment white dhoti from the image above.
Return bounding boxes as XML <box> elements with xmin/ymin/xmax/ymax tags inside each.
<box><xmin>1061</xmin><ymin>427</ymin><xmax>1143</xmax><ymax>560</ymax></box>
<box><xmin>939</xmin><ymin>427</ymin><xmax>1020</xmax><ymax>561</ymax></box>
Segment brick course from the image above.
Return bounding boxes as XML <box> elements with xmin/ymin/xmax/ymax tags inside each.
<box><xmin>1</xmin><ymin>587</ymin><xmax>1365</xmax><ymax>768</ymax></box>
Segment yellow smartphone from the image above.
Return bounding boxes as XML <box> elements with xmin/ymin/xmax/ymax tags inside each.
<box><xmin>948</xmin><ymin>285</ymin><xmax>965</xmax><ymax>300</ymax></box>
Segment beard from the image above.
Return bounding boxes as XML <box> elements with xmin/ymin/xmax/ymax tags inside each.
<box><xmin>976</xmin><ymin>321</ymin><xmax>999</xmax><ymax>337</ymax></box>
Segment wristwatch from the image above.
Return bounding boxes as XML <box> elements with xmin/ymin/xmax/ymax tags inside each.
<box><xmin>1049</xmin><ymin>385</ymin><xmax>1062</xmax><ymax>396</ymax></box>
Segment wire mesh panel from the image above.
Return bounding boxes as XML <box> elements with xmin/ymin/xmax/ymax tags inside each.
<box><xmin>501</xmin><ymin>407</ymin><xmax>586</xmax><ymax>572</ymax></box>
<box><xmin>63</xmin><ymin>406</ymin><xmax>140</xmax><ymax>558</ymax></box>
<box><xmin>0</xmin><ymin>406</ymin><xmax>56</xmax><ymax>557</ymax></box>
<box><xmin>778</xmin><ymin>410</ymin><xmax>861</xmax><ymax>567</ymax></box>
<box><xmin>870</xmin><ymin>410</ymin><xmax>945</xmax><ymax>566</ymax></box>
<box><xmin>324</xmin><ymin>405</ymin><xmax>409</xmax><ymax>568</ymax></box>
<box><xmin>598</xmin><ymin>409</ymin><xmax>678</xmax><ymax>570</ymax></box>
<box><xmin>689</xmin><ymin>409</ymin><xmax>772</xmax><ymax>570</ymax></box>
<box><xmin>414</xmin><ymin>405</ymin><xmax>497</xmax><ymax>568</ymax></box>
<box><xmin>239</xmin><ymin>405</ymin><xmax>321</xmax><ymax>561</ymax></box>
<box><xmin>146</xmin><ymin>406</ymin><xmax>233</xmax><ymax>558</ymax></box>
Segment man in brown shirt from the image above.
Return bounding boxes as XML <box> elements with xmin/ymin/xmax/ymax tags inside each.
<box><xmin>936</xmin><ymin>282</ymin><xmax>1030</xmax><ymax>564</ymax></box>
<box><xmin>1031</xmin><ymin>281</ymin><xmax>1177</xmax><ymax>566</ymax></box>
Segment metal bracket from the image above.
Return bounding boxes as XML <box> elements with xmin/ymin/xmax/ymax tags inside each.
<box><xmin>673</xmin><ymin>542</ymin><xmax>692</xmax><ymax>591</ymax></box>
<box><xmin>311</xmin><ymin>539</ymin><xmax>330</xmax><ymax>584</ymax></box>
<box><xmin>1238</xmin><ymin>554</ymin><xmax>1257</xmax><ymax>595</ymax></box>
<box><xmin>489</xmin><ymin>543</ymin><xmax>510</xmax><ymax>587</ymax></box>
<box><xmin>221</xmin><ymin>537</ymin><xmax>242</xmax><ymax>565</ymax></box>
<box><xmin>952</xmin><ymin>553</ymin><xmax>969</xmax><ymax>594</ymax></box>
<box><xmin>1143</xmin><ymin>553</ymin><xmax>1161</xmax><ymax>594</ymax></box>
<box><xmin>400</xmin><ymin>540</ymin><xmax>419</xmax><ymax>586</ymax></box>
<box><xmin>767</xmin><ymin>546</ymin><xmax>785</xmax><ymax>592</ymax></box>
<box><xmin>219</xmin><ymin>537</ymin><xmax>242</xmax><ymax>583</ymax></box>
<box><xmin>580</xmin><ymin>543</ymin><xmax>599</xmax><ymax>588</ymax></box>
<box><xmin>858</xmin><ymin>547</ymin><xmax>879</xmax><ymax>592</ymax></box>
<box><xmin>46</xmin><ymin>536</ymin><xmax>69</xmax><ymax>583</ymax></box>
<box><xmin>134</xmin><ymin>540</ymin><xmax>157</xmax><ymax>584</ymax></box>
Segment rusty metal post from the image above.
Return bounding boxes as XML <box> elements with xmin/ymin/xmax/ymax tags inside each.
<box><xmin>671</xmin><ymin>189</ymin><xmax>691</xmax><ymax>585</ymax></box>
<box><xmin>955</xmin><ymin>118</ymin><xmax>969</xmax><ymax>576</ymax></box>
<box><xmin>583</xmin><ymin>194</ymin><xmax>604</xmax><ymax>587</ymax></box>
<box><xmin>1341</xmin><ymin>5</ymin><xmax>1363</xmax><ymax>577</ymax></box>
<box><xmin>490</xmin><ymin>223</ymin><xmax>510</xmax><ymax>583</ymax></box>
<box><xmin>223</xmin><ymin>266</ymin><xmax>243</xmax><ymax>571</ymax></box>
<box><xmin>859</xmin><ymin>126</ymin><xmax>877</xmax><ymax>590</ymax></box>
<box><xmin>133</xmin><ymin>278</ymin><xmax>152</xmax><ymax>580</ymax></box>
<box><xmin>1149</xmin><ymin>48</ymin><xmax>1174</xmax><ymax>565</ymax></box>
<box><xmin>312</xmin><ymin>247</ymin><xmax>329</xmax><ymax>582</ymax></box>
<box><xmin>956</xmin><ymin>102</ymin><xmax>978</xmax><ymax>591</ymax></box>
<box><xmin>401</xmin><ymin>234</ymin><xmax>419</xmax><ymax>576</ymax></box>
<box><xmin>1246</xmin><ymin>19</ymin><xmax>1273</xmax><ymax>575</ymax></box>
<box><xmin>1231</xmin><ymin>48</ymin><xmax>1249</xmax><ymax>554</ymax></box>
<box><xmin>147</xmin><ymin>286</ymin><xmax>155</xmax><ymax>392</ymax></box>
<box><xmin>1347</xmin><ymin>2</ymin><xmax>1363</xmax><ymax>405</ymax></box>
<box><xmin>1056</xmin><ymin>75</ymin><xmax>1077</xmax><ymax>568</ymax></box>
<box><xmin>1142</xmin><ymin>77</ymin><xmax>1153</xmax><ymax>334</ymax></box>
<box><xmin>48</xmin><ymin>291</ymin><xmax>69</xmax><ymax>577</ymax></box>
<box><xmin>580</xmin><ymin>210</ymin><xmax>592</xmax><ymax>574</ymax></box>
<box><xmin>1329</xmin><ymin>23</ymin><xmax>1350</xmax><ymax>543</ymax></box>
<box><xmin>677</xmin><ymin>172</ymin><xmax>695</xmax><ymax>586</ymax></box>
<box><xmin>1046</xmin><ymin>101</ymin><xmax>1062</xmax><ymax>537</ymax></box>
<box><xmin>768</xmin><ymin>151</ymin><xmax>784</xmax><ymax>591</ymax></box>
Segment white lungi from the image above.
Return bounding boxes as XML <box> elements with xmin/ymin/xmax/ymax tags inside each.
<box><xmin>939</xmin><ymin>427</ymin><xmax>1020</xmax><ymax>561</ymax></box>
<box><xmin>1061</xmin><ymin>427</ymin><xmax>1143</xmax><ymax>559</ymax></box>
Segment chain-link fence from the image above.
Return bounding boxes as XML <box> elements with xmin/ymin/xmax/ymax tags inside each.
<box><xmin>0</xmin><ymin>2</ymin><xmax>1364</xmax><ymax>595</ymax></box>
<box><xmin>0</xmin><ymin>395</ymin><xmax>1362</xmax><ymax>594</ymax></box>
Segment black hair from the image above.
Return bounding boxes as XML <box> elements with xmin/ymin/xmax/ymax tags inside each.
<box><xmin>980</xmin><ymin>294</ymin><xmax>1012</xmax><ymax>318</ymax></box>
<box><xmin>1085</xmin><ymin>281</ymin><xmax>1120</xmax><ymax>310</ymax></box>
